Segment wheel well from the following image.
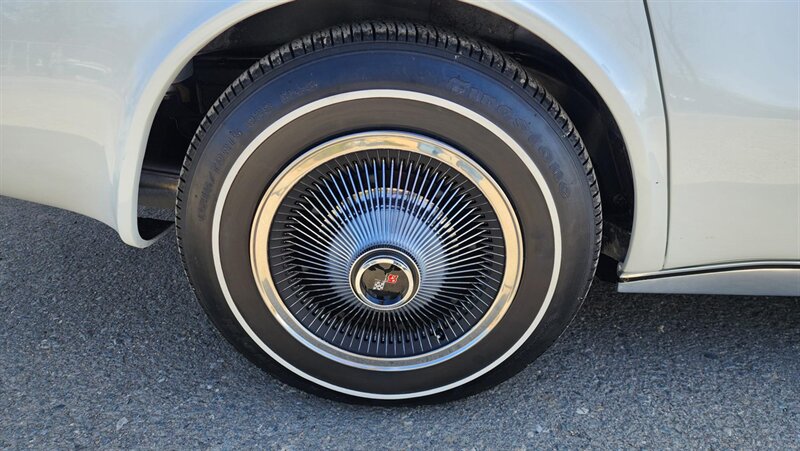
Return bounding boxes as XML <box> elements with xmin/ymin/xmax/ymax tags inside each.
<box><xmin>139</xmin><ymin>0</ymin><xmax>633</xmax><ymax>262</ymax></box>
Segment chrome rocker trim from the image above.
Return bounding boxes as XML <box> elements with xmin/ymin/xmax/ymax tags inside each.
<box><xmin>619</xmin><ymin>261</ymin><xmax>800</xmax><ymax>296</ymax></box>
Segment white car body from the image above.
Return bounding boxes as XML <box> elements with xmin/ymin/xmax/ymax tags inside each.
<box><xmin>1</xmin><ymin>1</ymin><xmax>798</xmax><ymax>295</ymax></box>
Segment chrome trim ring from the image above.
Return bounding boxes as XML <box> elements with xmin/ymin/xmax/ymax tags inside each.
<box><xmin>250</xmin><ymin>131</ymin><xmax>523</xmax><ymax>370</ymax></box>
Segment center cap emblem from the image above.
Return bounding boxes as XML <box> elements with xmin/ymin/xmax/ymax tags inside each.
<box><xmin>373</xmin><ymin>273</ymin><xmax>399</xmax><ymax>290</ymax></box>
<box><xmin>351</xmin><ymin>250</ymin><xmax>419</xmax><ymax>310</ymax></box>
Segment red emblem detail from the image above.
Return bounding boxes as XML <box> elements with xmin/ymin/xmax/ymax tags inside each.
<box><xmin>386</xmin><ymin>274</ymin><xmax>399</xmax><ymax>284</ymax></box>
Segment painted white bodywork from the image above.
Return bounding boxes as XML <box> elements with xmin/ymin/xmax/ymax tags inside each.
<box><xmin>648</xmin><ymin>2</ymin><xmax>800</xmax><ymax>269</ymax></box>
<box><xmin>0</xmin><ymin>0</ymin><xmax>667</xmax><ymax>274</ymax></box>
<box><xmin>0</xmin><ymin>1</ymin><xmax>796</xmax><ymax>287</ymax></box>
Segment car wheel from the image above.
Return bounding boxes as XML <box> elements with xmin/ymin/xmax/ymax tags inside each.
<box><xmin>176</xmin><ymin>21</ymin><xmax>601</xmax><ymax>403</ymax></box>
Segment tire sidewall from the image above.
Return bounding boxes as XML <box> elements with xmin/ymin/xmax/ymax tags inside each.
<box><xmin>179</xmin><ymin>42</ymin><xmax>596</xmax><ymax>401</ymax></box>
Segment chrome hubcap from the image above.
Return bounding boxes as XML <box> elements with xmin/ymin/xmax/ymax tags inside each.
<box><xmin>250</xmin><ymin>131</ymin><xmax>523</xmax><ymax>370</ymax></box>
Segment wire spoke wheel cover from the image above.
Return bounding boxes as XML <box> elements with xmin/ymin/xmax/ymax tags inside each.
<box><xmin>251</xmin><ymin>132</ymin><xmax>523</xmax><ymax>370</ymax></box>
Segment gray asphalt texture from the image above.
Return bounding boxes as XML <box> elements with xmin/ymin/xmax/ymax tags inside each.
<box><xmin>1</xmin><ymin>195</ymin><xmax>798</xmax><ymax>450</ymax></box>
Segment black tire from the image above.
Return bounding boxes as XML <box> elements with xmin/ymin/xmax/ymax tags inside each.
<box><xmin>176</xmin><ymin>21</ymin><xmax>601</xmax><ymax>403</ymax></box>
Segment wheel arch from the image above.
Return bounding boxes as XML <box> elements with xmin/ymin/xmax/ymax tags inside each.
<box><xmin>123</xmin><ymin>0</ymin><xmax>667</xmax><ymax>273</ymax></box>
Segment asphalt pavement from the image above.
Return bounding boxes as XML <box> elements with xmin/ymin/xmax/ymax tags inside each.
<box><xmin>1</xmin><ymin>195</ymin><xmax>798</xmax><ymax>449</ymax></box>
